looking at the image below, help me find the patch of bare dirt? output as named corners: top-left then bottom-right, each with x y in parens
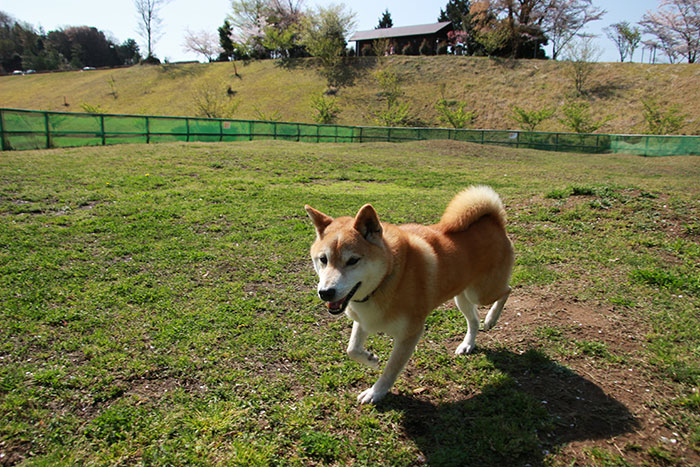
top-left (478, 289), bottom-right (696, 465)
top-left (384, 287), bottom-right (697, 465)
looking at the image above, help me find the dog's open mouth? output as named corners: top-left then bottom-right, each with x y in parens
top-left (326, 282), bottom-right (362, 315)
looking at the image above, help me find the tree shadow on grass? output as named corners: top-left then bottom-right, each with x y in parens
top-left (377, 349), bottom-right (638, 466)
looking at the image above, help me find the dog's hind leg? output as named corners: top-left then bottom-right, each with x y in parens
top-left (454, 292), bottom-right (479, 355)
top-left (347, 321), bottom-right (379, 369)
top-left (483, 287), bottom-right (511, 331)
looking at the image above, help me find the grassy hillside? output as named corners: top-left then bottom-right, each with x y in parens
top-left (1, 56), bottom-right (699, 135)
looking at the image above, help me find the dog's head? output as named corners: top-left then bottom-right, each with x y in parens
top-left (305, 203), bottom-right (390, 314)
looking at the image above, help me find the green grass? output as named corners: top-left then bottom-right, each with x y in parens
top-left (0, 140), bottom-right (699, 465)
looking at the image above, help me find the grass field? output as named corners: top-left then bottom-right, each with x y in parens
top-left (1, 140), bottom-right (699, 465)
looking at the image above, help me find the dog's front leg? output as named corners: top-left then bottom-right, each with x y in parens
top-left (347, 321), bottom-right (379, 369)
top-left (357, 330), bottom-right (422, 404)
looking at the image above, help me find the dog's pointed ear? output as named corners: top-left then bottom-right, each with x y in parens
top-left (305, 205), bottom-right (333, 237)
top-left (354, 204), bottom-right (383, 244)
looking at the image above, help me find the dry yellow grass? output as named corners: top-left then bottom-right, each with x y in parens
top-left (1, 56), bottom-right (698, 134)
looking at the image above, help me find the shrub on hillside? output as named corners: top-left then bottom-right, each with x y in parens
top-left (80, 103), bottom-right (106, 114)
top-left (371, 68), bottom-right (413, 126)
top-left (311, 92), bottom-right (340, 124)
top-left (641, 98), bottom-right (686, 135)
top-left (191, 81), bottom-right (240, 119)
top-left (511, 105), bottom-right (556, 131)
top-left (435, 99), bottom-right (476, 129)
top-left (559, 100), bottom-right (612, 134)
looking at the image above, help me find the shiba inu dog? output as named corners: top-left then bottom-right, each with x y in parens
top-left (305, 186), bottom-right (514, 404)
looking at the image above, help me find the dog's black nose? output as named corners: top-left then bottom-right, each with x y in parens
top-left (318, 288), bottom-right (336, 301)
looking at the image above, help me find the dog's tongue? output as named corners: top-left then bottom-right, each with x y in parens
top-left (327, 301), bottom-right (343, 311)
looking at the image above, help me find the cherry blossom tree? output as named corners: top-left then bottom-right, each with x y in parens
top-left (640, 0), bottom-right (700, 63)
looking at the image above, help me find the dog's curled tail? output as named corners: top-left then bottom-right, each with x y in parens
top-left (438, 185), bottom-right (507, 233)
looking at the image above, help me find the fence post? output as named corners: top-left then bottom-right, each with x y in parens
top-left (296, 123), bottom-right (300, 142)
top-left (100, 115), bottom-right (106, 146)
top-left (219, 120), bottom-right (223, 142)
top-left (359, 127), bottom-right (363, 143)
top-left (145, 117), bottom-right (150, 144)
top-left (481, 130), bottom-right (485, 145)
top-left (555, 133), bottom-right (559, 152)
top-left (273, 121), bottom-right (277, 140)
top-left (0, 109), bottom-right (6, 151)
top-left (645, 136), bottom-right (650, 157)
top-left (44, 111), bottom-right (51, 149)
top-left (249, 121), bottom-right (253, 141)
top-left (388, 127), bottom-right (392, 143)
top-left (186, 118), bottom-right (190, 142)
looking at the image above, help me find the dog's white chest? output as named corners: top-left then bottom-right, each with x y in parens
top-left (346, 300), bottom-right (406, 337)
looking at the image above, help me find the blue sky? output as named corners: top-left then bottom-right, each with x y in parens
top-left (3, 0), bottom-right (663, 63)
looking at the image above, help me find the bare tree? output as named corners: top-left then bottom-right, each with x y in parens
top-left (183, 29), bottom-right (222, 62)
top-left (542, 0), bottom-right (606, 60)
top-left (563, 34), bottom-right (602, 95)
top-left (605, 21), bottom-right (641, 62)
top-left (134, 0), bottom-right (171, 60)
top-left (640, 0), bottom-right (700, 63)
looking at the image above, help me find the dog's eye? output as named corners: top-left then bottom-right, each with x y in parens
top-left (346, 257), bottom-right (360, 266)
top-left (319, 255), bottom-right (328, 265)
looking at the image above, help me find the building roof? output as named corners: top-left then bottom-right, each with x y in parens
top-left (349, 22), bottom-right (452, 42)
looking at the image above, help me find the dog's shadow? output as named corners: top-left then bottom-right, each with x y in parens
top-left (376, 349), bottom-right (638, 465)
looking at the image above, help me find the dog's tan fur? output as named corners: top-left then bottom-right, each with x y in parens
top-left (306, 186), bottom-right (514, 403)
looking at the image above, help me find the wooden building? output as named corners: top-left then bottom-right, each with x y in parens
top-left (349, 22), bottom-right (453, 56)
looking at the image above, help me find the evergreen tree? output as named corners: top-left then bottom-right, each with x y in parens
top-left (376, 9), bottom-right (393, 29)
top-left (218, 20), bottom-right (234, 60)
top-left (438, 0), bottom-right (471, 30)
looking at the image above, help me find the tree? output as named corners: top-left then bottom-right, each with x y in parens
top-left (134, 0), bottom-right (171, 61)
top-left (640, 0), bottom-right (700, 64)
top-left (605, 21), bottom-right (641, 62)
top-left (218, 20), bottom-right (235, 60)
top-left (63, 26), bottom-right (121, 67)
top-left (439, 0), bottom-right (472, 30)
top-left (228, 0), bottom-right (306, 59)
top-left (563, 34), bottom-right (601, 95)
top-left (183, 29), bottom-right (221, 62)
top-left (300, 4), bottom-right (356, 89)
top-left (376, 9), bottom-right (393, 29)
top-left (470, 0), bottom-right (548, 58)
top-left (117, 39), bottom-right (141, 65)
top-left (438, 0), bottom-right (480, 54)
top-left (541, 0), bottom-right (606, 60)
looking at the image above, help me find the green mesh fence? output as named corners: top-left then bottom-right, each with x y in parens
top-left (1, 108), bottom-right (698, 156)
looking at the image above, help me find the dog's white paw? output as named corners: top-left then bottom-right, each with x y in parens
top-left (455, 341), bottom-right (475, 355)
top-left (357, 386), bottom-right (387, 404)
